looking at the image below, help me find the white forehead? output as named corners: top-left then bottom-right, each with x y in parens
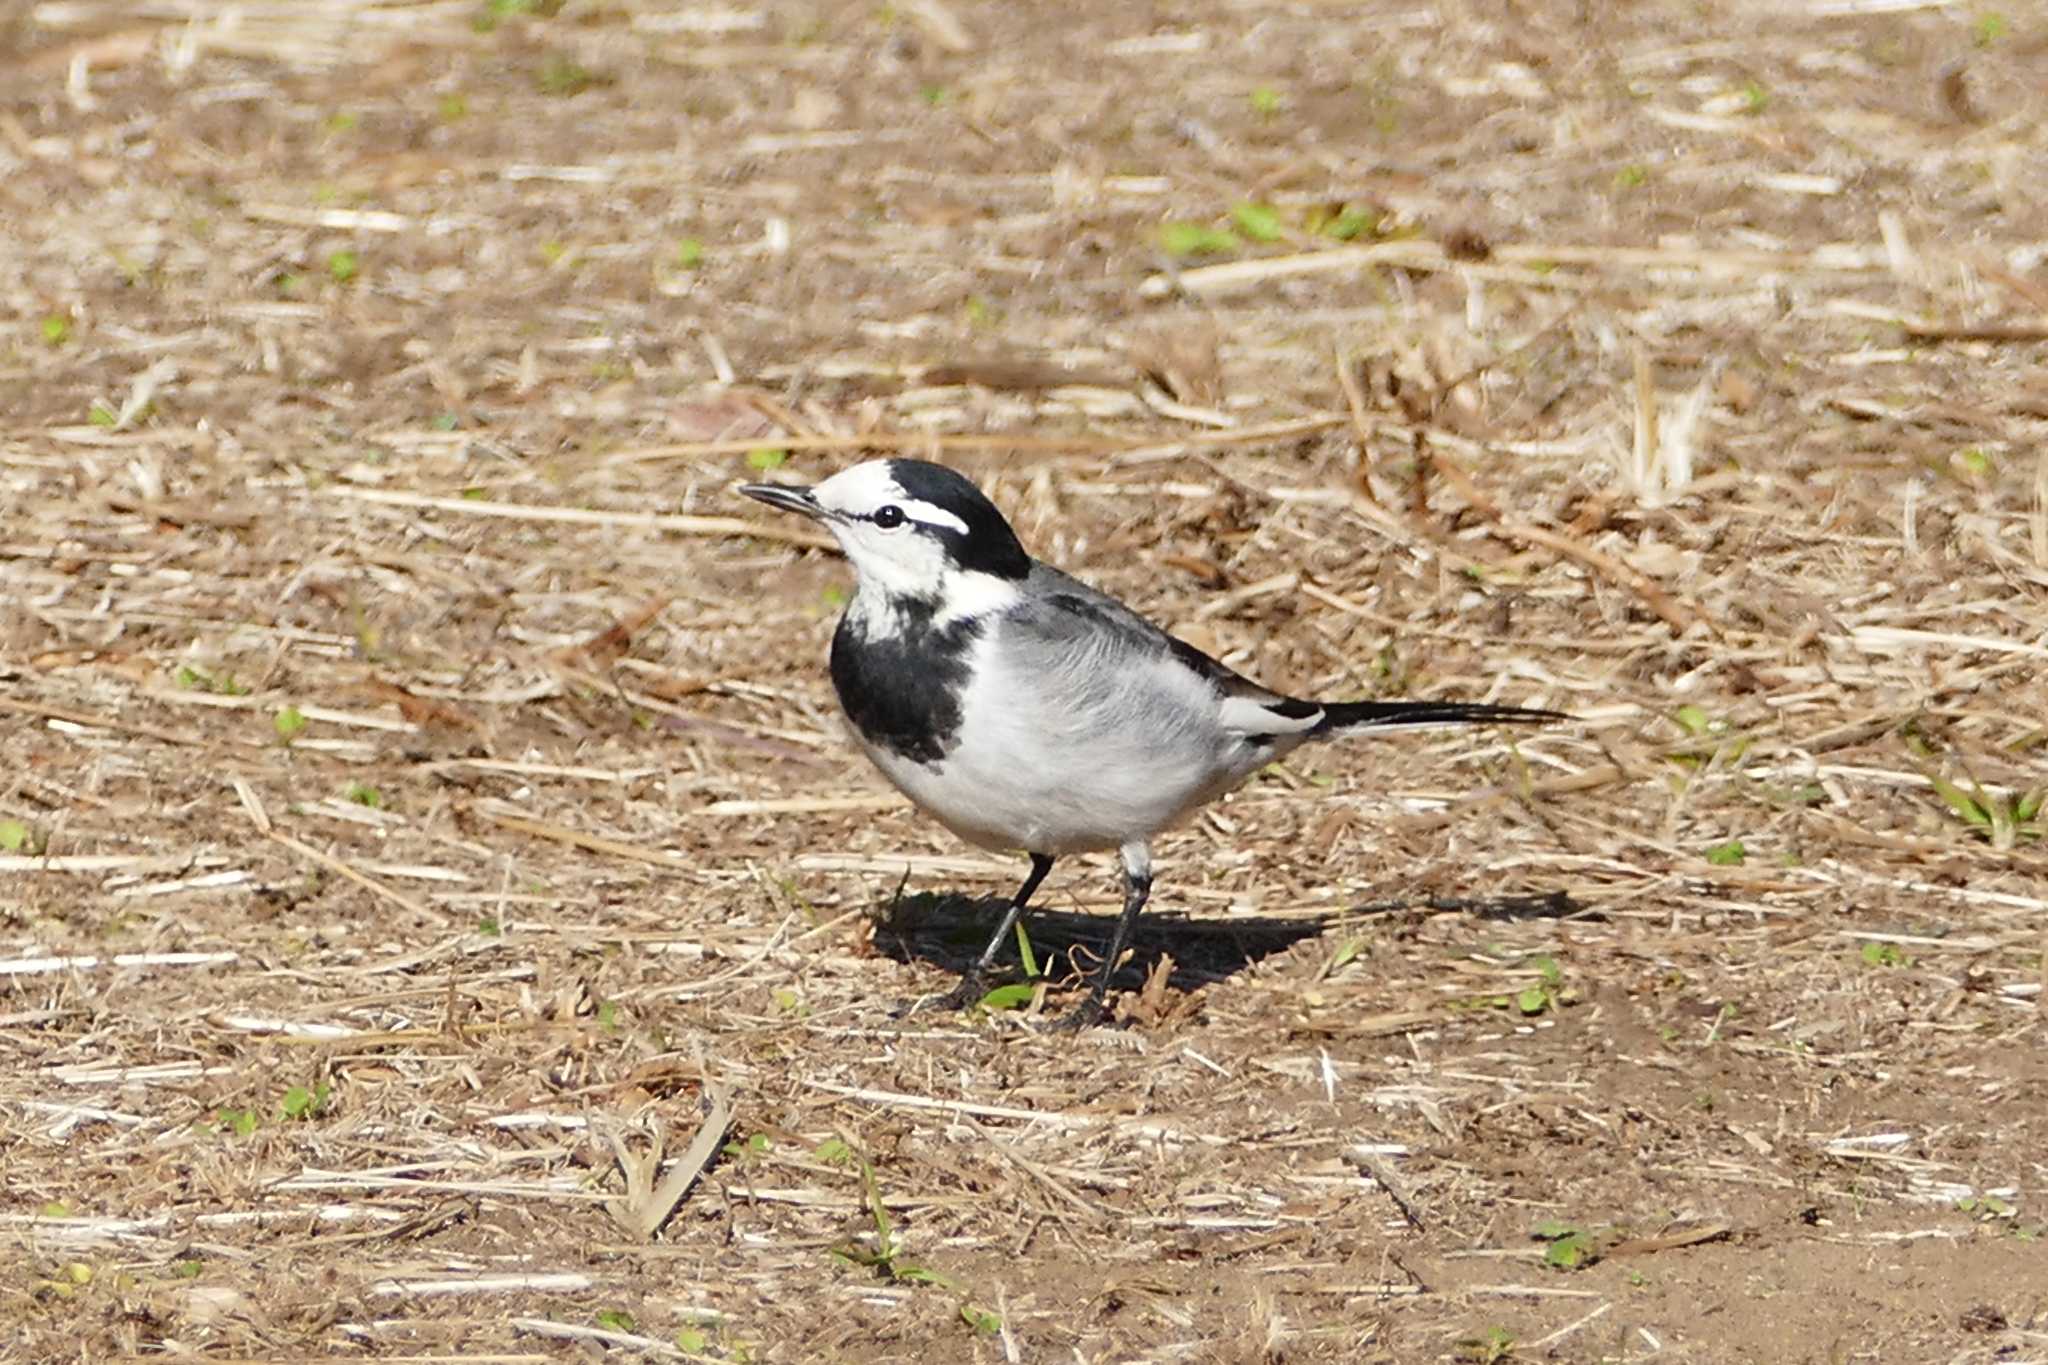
top-left (813, 461), bottom-right (902, 510)
top-left (814, 461), bottom-right (969, 535)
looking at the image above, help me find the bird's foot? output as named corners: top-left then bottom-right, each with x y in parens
top-left (890, 974), bottom-right (984, 1021)
top-left (1043, 995), bottom-right (1109, 1033)
top-left (935, 976), bottom-right (985, 1014)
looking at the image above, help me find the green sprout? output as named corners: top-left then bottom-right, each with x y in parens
top-left (1158, 221), bottom-right (1240, 257)
top-left (1325, 937), bottom-right (1364, 974)
top-left (1956, 1193), bottom-right (2015, 1220)
top-left (1316, 206), bottom-right (1377, 240)
top-left (1229, 201), bottom-right (1286, 243)
top-left (214, 1106), bottom-right (260, 1138)
top-left (1534, 1219), bottom-right (1597, 1269)
top-left (175, 665), bottom-right (248, 695)
top-left (827, 1155), bottom-right (999, 1334)
top-left (1516, 955), bottom-right (1566, 1015)
top-left (1459, 1326), bottom-right (1516, 1363)
top-left (1668, 705), bottom-right (1749, 768)
top-left (1704, 839), bottom-right (1747, 866)
top-left (537, 54), bottom-right (604, 96)
top-left (1928, 772), bottom-right (2042, 849)
top-left (280, 1082), bottom-right (333, 1121)
top-left (721, 1132), bottom-right (772, 1164)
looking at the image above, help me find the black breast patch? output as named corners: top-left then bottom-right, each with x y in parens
top-left (829, 598), bottom-right (982, 766)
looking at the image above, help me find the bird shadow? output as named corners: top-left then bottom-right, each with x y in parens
top-left (872, 887), bottom-right (1586, 1000)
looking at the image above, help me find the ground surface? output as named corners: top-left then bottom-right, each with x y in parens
top-left (3, 0), bottom-right (2047, 1361)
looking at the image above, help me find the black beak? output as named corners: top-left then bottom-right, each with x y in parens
top-left (740, 482), bottom-right (826, 520)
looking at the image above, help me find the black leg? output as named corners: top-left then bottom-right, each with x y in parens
top-left (935, 852), bottom-right (1054, 1011)
top-left (1052, 843), bottom-right (1152, 1031)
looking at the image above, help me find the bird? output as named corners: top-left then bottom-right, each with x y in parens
top-left (740, 458), bottom-right (1563, 1029)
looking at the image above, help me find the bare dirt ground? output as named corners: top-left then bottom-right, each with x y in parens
top-left (4, 0), bottom-right (2048, 1360)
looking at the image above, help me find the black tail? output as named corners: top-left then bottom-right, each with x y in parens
top-left (1312, 699), bottom-right (1566, 737)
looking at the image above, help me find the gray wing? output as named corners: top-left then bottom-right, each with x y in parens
top-left (1004, 565), bottom-right (1324, 740)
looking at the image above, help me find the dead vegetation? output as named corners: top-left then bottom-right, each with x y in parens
top-left (3, 0), bottom-right (2047, 1359)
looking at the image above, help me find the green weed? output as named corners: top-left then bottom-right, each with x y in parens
top-left (280, 1081), bottom-right (333, 1121)
top-left (1159, 221), bottom-right (1240, 257)
top-left (175, 665), bottom-right (248, 695)
top-left (1458, 1326), bottom-right (1516, 1363)
top-left (537, 54), bottom-right (606, 96)
top-left (1927, 771), bottom-right (2041, 849)
top-left (1956, 1193), bottom-right (2015, 1221)
top-left (1228, 202), bottom-right (1285, 243)
top-left (1449, 952), bottom-right (1574, 1017)
top-left (1704, 839), bottom-right (1746, 866)
top-left (829, 1155), bottom-right (1003, 1336)
top-left (1534, 1218), bottom-right (1599, 1269)
top-left (1668, 705), bottom-right (1748, 768)
top-left (213, 1106), bottom-right (260, 1138)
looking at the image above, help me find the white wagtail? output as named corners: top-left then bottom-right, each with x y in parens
top-left (742, 459), bottom-right (1562, 1028)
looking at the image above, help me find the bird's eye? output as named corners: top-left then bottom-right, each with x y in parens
top-left (872, 504), bottom-right (906, 530)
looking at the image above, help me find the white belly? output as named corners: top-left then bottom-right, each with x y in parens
top-left (854, 631), bottom-right (1273, 855)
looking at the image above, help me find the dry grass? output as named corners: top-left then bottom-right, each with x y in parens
top-left (3, 0), bottom-right (2047, 1360)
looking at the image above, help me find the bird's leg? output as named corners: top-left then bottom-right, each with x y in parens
top-left (934, 852), bottom-right (1054, 1012)
top-left (1052, 841), bottom-right (1152, 1031)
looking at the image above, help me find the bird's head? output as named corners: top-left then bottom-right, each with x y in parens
top-left (741, 459), bottom-right (1031, 614)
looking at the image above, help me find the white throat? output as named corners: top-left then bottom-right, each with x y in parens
top-left (934, 569), bottom-right (1024, 626)
top-left (845, 565), bottom-right (1024, 635)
